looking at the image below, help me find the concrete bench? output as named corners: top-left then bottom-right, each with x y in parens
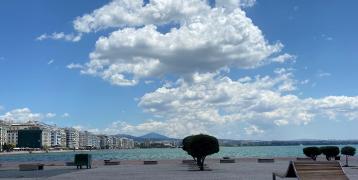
top-left (104, 160), bottom-right (120, 165)
top-left (258, 158), bottom-right (275, 163)
top-left (220, 159), bottom-right (236, 163)
top-left (182, 160), bottom-right (196, 164)
top-left (143, 161), bottom-right (158, 165)
top-left (65, 162), bottom-right (76, 166)
top-left (19, 163), bottom-right (44, 171)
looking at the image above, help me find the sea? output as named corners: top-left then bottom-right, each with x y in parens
top-left (1, 145), bottom-right (357, 162)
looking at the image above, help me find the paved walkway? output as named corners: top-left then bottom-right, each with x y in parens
top-left (0, 158), bottom-right (357, 180)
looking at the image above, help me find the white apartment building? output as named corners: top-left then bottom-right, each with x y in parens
top-left (51, 128), bottom-right (66, 147)
top-left (6, 123), bottom-right (34, 145)
top-left (79, 131), bottom-right (97, 148)
top-left (0, 122), bottom-right (8, 151)
top-left (41, 128), bottom-right (51, 148)
top-left (120, 137), bottom-right (134, 149)
top-left (65, 128), bottom-right (79, 149)
top-left (92, 135), bottom-right (100, 149)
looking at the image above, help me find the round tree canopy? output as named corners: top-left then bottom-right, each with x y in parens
top-left (182, 134), bottom-right (219, 158)
top-left (341, 146), bottom-right (356, 156)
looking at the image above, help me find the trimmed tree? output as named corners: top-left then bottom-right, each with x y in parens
top-left (320, 146), bottom-right (340, 161)
top-left (303, 146), bottom-right (321, 160)
top-left (341, 146), bottom-right (356, 167)
top-left (182, 134), bottom-right (219, 171)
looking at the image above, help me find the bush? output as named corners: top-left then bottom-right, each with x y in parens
top-left (320, 146), bottom-right (340, 161)
top-left (303, 146), bottom-right (321, 160)
top-left (341, 146), bottom-right (356, 167)
top-left (182, 134), bottom-right (219, 171)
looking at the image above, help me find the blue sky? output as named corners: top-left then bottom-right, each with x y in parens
top-left (1, 0), bottom-right (358, 140)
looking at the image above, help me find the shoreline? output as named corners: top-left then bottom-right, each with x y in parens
top-left (0, 149), bottom-right (91, 156)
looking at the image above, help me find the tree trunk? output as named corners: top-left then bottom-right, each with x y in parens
top-left (196, 157), bottom-right (206, 171)
top-left (346, 155), bottom-right (349, 167)
top-left (197, 158), bottom-right (203, 171)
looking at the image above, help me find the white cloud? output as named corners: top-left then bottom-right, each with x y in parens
top-left (73, 0), bottom-right (211, 33)
top-left (47, 59), bottom-right (55, 65)
top-left (67, 63), bottom-right (84, 69)
top-left (300, 79), bottom-right (310, 85)
top-left (0, 108), bottom-right (45, 123)
top-left (271, 53), bottom-right (296, 63)
top-left (245, 125), bottom-right (264, 135)
top-left (321, 34), bottom-right (333, 41)
top-left (107, 72), bottom-right (358, 138)
top-left (73, 125), bottom-right (83, 131)
top-left (317, 70), bottom-right (331, 78)
top-left (73, 0), bottom-right (283, 85)
top-left (46, 113), bottom-right (56, 118)
top-left (216, 0), bottom-right (256, 10)
top-left (36, 32), bottom-right (82, 42)
top-left (62, 113), bottom-right (70, 118)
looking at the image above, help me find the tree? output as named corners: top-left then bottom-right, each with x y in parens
top-left (341, 146), bottom-right (356, 167)
top-left (182, 134), bottom-right (219, 171)
top-left (303, 146), bottom-right (321, 160)
top-left (320, 146), bottom-right (340, 161)
top-left (3, 143), bottom-right (15, 152)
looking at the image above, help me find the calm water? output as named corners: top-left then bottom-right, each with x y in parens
top-left (0, 145), bottom-right (357, 162)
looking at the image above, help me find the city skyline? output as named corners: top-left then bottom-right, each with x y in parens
top-left (1, 0), bottom-right (358, 140)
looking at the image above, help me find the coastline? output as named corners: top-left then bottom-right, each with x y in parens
top-left (0, 150), bottom-right (90, 156)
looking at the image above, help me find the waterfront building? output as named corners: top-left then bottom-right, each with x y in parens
top-left (51, 128), bottom-right (66, 147)
top-left (111, 136), bottom-right (121, 149)
top-left (98, 135), bottom-right (109, 149)
top-left (0, 121), bottom-right (9, 151)
top-left (120, 137), bottom-right (134, 149)
top-left (6, 122), bottom-right (37, 146)
top-left (79, 131), bottom-right (99, 149)
top-left (65, 128), bottom-right (79, 149)
top-left (92, 134), bottom-right (100, 149)
top-left (17, 129), bottom-right (42, 148)
top-left (5, 121), bottom-right (55, 148)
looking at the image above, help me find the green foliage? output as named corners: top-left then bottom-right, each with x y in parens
top-left (341, 146), bottom-right (356, 167)
top-left (182, 135), bottom-right (194, 158)
top-left (341, 146), bottom-right (356, 156)
top-left (320, 146), bottom-right (340, 161)
top-left (2, 143), bottom-right (15, 152)
top-left (182, 134), bottom-right (219, 171)
top-left (303, 146), bottom-right (321, 160)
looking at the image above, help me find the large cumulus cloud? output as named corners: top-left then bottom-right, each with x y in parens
top-left (72, 0), bottom-right (286, 85)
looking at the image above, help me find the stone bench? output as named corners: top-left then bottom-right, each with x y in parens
top-left (104, 160), bottom-right (120, 165)
top-left (19, 163), bottom-right (44, 171)
top-left (182, 160), bottom-right (196, 164)
top-left (143, 160), bottom-right (158, 165)
top-left (220, 159), bottom-right (236, 163)
top-left (257, 158), bottom-right (275, 163)
top-left (65, 162), bottom-right (76, 166)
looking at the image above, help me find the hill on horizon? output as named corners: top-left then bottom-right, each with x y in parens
top-left (115, 132), bottom-right (175, 142)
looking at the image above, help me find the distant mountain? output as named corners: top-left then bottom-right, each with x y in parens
top-left (115, 132), bottom-right (176, 142)
top-left (139, 132), bottom-right (172, 140)
top-left (115, 134), bottom-right (139, 140)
